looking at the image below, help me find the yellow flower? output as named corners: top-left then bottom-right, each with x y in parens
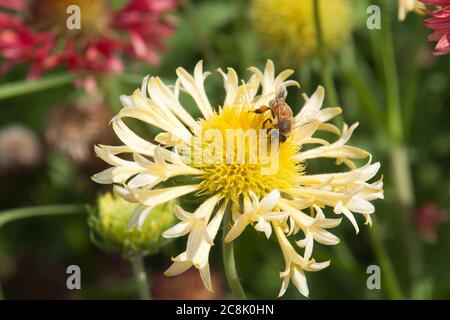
top-left (250, 0), bottom-right (353, 63)
top-left (398, 0), bottom-right (425, 21)
top-left (92, 60), bottom-right (383, 297)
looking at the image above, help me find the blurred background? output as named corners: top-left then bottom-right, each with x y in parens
top-left (0, 0), bottom-right (449, 299)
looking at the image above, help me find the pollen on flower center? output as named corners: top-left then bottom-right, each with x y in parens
top-left (31, 0), bottom-right (109, 35)
top-left (189, 106), bottom-right (302, 202)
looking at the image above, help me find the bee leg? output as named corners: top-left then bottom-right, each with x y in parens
top-left (262, 118), bottom-right (273, 129)
top-left (252, 105), bottom-right (270, 114)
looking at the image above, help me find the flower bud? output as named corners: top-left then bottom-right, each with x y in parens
top-left (88, 193), bottom-right (175, 258)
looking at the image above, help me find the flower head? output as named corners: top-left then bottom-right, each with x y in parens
top-left (415, 202), bottom-right (449, 243)
top-left (420, 0), bottom-right (450, 55)
top-left (92, 60), bottom-right (383, 297)
top-left (0, 0), bottom-right (176, 78)
top-left (88, 192), bottom-right (175, 257)
top-left (0, 124), bottom-right (42, 171)
top-left (45, 97), bottom-right (113, 165)
top-left (250, 0), bottom-right (352, 63)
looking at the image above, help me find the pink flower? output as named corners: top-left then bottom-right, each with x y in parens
top-left (0, 0), bottom-right (176, 78)
top-left (415, 203), bottom-right (449, 243)
top-left (421, 0), bottom-right (450, 55)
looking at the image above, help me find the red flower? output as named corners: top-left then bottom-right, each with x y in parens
top-left (0, 0), bottom-right (176, 78)
top-left (421, 0), bottom-right (450, 55)
top-left (415, 202), bottom-right (449, 243)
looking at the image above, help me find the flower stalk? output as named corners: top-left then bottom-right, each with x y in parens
top-left (380, 3), bottom-right (421, 290)
top-left (222, 208), bottom-right (247, 300)
top-left (389, 145), bottom-right (422, 285)
top-left (377, 0), bottom-right (422, 290)
top-left (338, 38), bottom-right (385, 131)
top-left (0, 74), bottom-right (74, 101)
top-left (0, 205), bottom-right (85, 228)
top-left (130, 254), bottom-right (151, 300)
top-left (313, 0), bottom-right (339, 108)
top-left (378, 1), bottom-right (403, 144)
top-left (390, 146), bottom-right (414, 209)
top-left (368, 217), bottom-right (404, 299)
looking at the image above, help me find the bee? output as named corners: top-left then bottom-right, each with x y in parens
top-left (253, 84), bottom-right (295, 143)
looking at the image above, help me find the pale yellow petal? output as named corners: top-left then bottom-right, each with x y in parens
top-left (111, 119), bottom-right (156, 156)
top-left (164, 253), bottom-right (192, 276)
top-left (218, 67), bottom-right (239, 106)
top-left (295, 85), bottom-right (325, 124)
top-left (277, 276), bottom-right (290, 298)
top-left (148, 77), bottom-right (199, 131)
top-left (200, 263), bottom-right (213, 292)
top-left (225, 215), bottom-right (251, 243)
top-left (91, 167), bottom-right (114, 184)
top-left (163, 221), bottom-right (193, 238)
top-left (292, 267), bottom-right (309, 297)
top-left (176, 61), bottom-right (214, 118)
top-left (133, 184), bottom-right (200, 207)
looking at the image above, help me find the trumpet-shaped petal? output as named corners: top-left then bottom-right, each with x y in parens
top-left (225, 190), bottom-right (286, 242)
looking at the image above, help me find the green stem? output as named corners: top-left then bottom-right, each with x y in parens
top-left (313, 0), bottom-right (339, 108)
top-left (340, 67), bottom-right (385, 130)
top-left (339, 38), bottom-right (385, 131)
top-left (402, 46), bottom-right (421, 141)
top-left (298, 64), bottom-right (312, 94)
top-left (130, 254), bottom-right (151, 300)
top-left (232, 0), bottom-right (249, 72)
top-left (0, 204), bottom-right (85, 228)
top-left (368, 217), bottom-right (404, 299)
top-left (378, 0), bottom-right (403, 144)
top-left (390, 146), bottom-right (414, 209)
top-left (181, 0), bottom-right (221, 68)
top-left (376, 0), bottom-right (421, 291)
top-left (222, 210), bottom-right (247, 300)
top-left (390, 145), bottom-right (422, 285)
top-left (0, 74), bottom-right (74, 101)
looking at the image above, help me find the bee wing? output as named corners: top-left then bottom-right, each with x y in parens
top-left (295, 104), bottom-right (320, 125)
top-left (276, 83), bottom-right (288, 100)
